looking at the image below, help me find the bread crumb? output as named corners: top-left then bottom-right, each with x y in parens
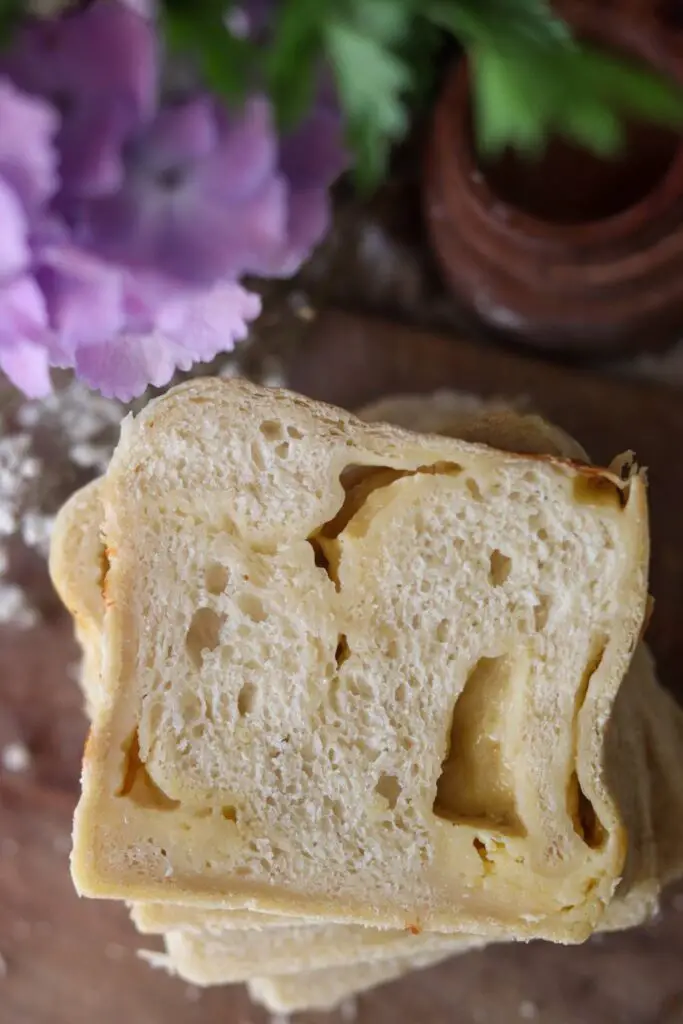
top-left (138, 949), bottom-right (176, 975)
top-left (70, 442), bottom-right (115, 474)
top-left (289, 291), bottom-right (317, 322)
top-left (2, 741), bottom-right (31, 773)
top-left (519, 1001), bottom-right (539, 1019)
top-left (0, 951), bottom-right (7, 978)
top-left (21, 512), bottom-right (55, 556)
top-left (0, 583), bottom-right (39, 628)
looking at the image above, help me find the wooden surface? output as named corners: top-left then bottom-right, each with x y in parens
top-left (2, 312), bottom-right (683, 1024)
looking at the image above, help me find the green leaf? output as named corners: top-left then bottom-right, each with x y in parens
top-left (426, 0), bottom-right (683, 159)
top-left (426, 0), bottom-right (571, 49)
top-left (326, 15), bottom-right (412, 189)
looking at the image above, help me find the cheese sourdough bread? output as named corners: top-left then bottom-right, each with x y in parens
top-left (60, 378), bottom-right (649, 941)
top-left (50, 387), bottom-right (683, 1013)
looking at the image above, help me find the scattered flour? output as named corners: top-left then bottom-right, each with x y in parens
top-left (1, 742), bottom-right (31, 773)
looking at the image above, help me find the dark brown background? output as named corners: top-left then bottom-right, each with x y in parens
top-left (1, 312), bottom-right (682, 1024)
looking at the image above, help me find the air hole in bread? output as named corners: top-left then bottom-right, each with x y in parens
top-left (335, 634), bottom-right (350, 668)
top-left (287, 425), bottom-right (303, 439)
top-left (433, 656), bottom-right (521, 831)
top-left (97, 543), bottom-right (110, 597)
top-left (534, 595), bottom-right (551, 631)
top-left (275, 442), bottom-right (289, 459)
top-left (237, 681), bottom-right (257, 716)
top-left (573, 471), bottom-right (624, 509)
top-left (570, 780), bottom-right (605, 850)
top-left (465, 477), bottom-right (483, 500)
top-left (117, 731), bottom-right (180, 811)
top-left (237, 593), bottom-right (267, 623)
top-left (205, 562), bottom-right (230, 595)
top-left (375, 774), bottom-right (402, 810)
top-left (221, 806), bottom-right (237, 822)
top-left (568, 639), bottom-right (608, 848)
top-left (472, 838), bottom-right (495, 874)
top-left (260, 420), bottom-right (284, 441)
top-left (489, 549), bottom-right (512, 586)
top-left (435, 619), bottom-right (449, 643)
top-left (307, 461), bottom-right (463, 591)
top-left (186, 607), bottom-right (225, 668)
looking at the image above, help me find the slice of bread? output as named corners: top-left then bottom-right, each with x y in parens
top-left (245, 949), bottom-right (460, 1014)
top-left (130, 901), bottom-right (293, 934)
top-left (49, 479), bottom-right (106, 718)
top-left (64, 378), bottom-right (649, 941)
top-left (161, 922), bottom-right (489, 984)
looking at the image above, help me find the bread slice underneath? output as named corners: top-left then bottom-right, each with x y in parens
top-left (162, 921), bottom-right (489, 985)
top-left (64, 378), bottom-right (649, 941)
top-left (245, 949), bottom-right (460, 1015)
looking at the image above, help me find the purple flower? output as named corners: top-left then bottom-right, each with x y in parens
top-left (0, 0), bottom-right (347, 402)
top-left (35, 234), bottom-right (261, 399)
top-left (266, 99), bottom-right (349, 276)
top-left (74, 280), bottom-right (261, 400)
top-left (72, 86), bottom-right (347, 286)
top-left (72, 94), bottom-right (288, 284)
top-left (4, 0), bottom-right (157, 196)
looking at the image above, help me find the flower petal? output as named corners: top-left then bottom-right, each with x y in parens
top-left (202, 97), bottom-right (277, 202)
top-left (0, 338), bottom-right (52, 397)
top-left (0, 77), bottom-right (58, 210)
top-left (0, 178), bottom-right (30, 278)
top-left (38, 247), bottom-right (124, 361)
top-left (0, 276), bottom-right (52, 396)
top-left (280, 106), bottom-right (348, 190)
top-left (58, 103), bottom-right (130, 197)
top-left (74, 278), bottom-right (260, 400)
top-left (141, 96), bottom-right (219, 170)
top-left (159, 280), bottom-right (261, 359)
top-left (74, 329), bottom-right (187, 400)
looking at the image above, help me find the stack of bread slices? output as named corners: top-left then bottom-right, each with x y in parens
top-left (50, 381), bottom-right (683, 1015)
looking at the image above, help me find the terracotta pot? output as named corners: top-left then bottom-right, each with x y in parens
top-left (424, 2), bottom-right (683, 357)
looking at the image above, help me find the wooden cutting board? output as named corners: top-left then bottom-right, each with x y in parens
top-left (2, 312), bottom-right (682, 1024)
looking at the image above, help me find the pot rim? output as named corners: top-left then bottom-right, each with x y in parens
top-left (445, 60), bottom-right (683, 249)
